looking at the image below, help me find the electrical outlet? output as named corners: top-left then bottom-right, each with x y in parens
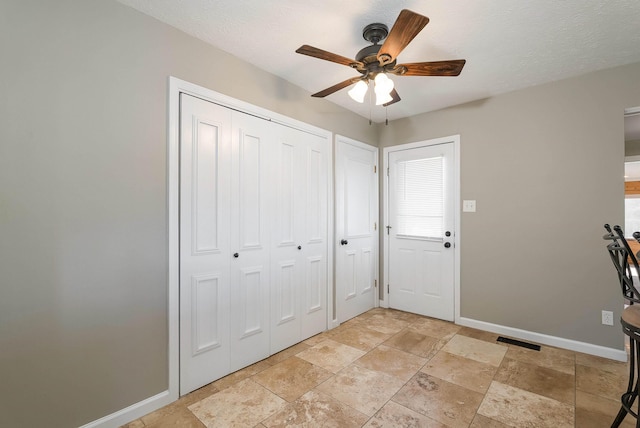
top-left (602, 310), bottom-right (614, 326)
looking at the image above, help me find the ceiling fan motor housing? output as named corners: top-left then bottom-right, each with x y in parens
top-left (355, 43), bottom-right (397, 78)
top-left (355, 44), bottom-right (381, 63)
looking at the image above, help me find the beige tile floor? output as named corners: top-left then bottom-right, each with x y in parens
top-left (123, 308), bottom-right (635, 427)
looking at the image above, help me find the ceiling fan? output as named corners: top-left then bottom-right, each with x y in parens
top-left (295, 9), bottom-right (466, 107)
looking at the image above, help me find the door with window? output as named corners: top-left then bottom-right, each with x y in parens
top-left (387, 142), bottom-right (455, 320)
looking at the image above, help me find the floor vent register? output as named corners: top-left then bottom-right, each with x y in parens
top-left (496, 336), bottom-right (541, 351)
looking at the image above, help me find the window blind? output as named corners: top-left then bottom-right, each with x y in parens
top-left (396, 156), bottom-right (444, 239)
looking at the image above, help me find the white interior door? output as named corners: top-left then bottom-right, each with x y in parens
top-left (228, 111), bottom-right (271, 372)
top-left (335, 136), bottom-right (378, 322)
top-left (387, 142), bottom-right (455, 321)
top-left (179, 94), bottom-right (232, 394)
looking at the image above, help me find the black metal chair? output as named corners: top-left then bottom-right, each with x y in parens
top-left (604, 224), bottom-right (640, 305)
top-left (604, 224), bottom-right (640, 427)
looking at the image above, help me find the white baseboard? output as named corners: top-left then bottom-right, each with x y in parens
top-left (78, 390), bottom-right (176, 428)
top-left (458, 317), bottom-right (627, 362)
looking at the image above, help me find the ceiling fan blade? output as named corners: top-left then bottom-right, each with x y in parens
top-left (383, 88), bottom-right (401, 107)
top-left (296, 45), bottom-right (363, 69)
top-left (311, 77), bottom-right (361, 98)
top-left (397, 60), bottom-right (466, 76)
top-left (378, 9), bottom-right (429, 66)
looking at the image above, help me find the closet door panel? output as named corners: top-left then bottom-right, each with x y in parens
top-left (270, 128), bottom-right (304, 353)
top-left (300, 134), bottom-right (328, 338)
top-left (179, 94), bottom-right (232, 394)
top-left (229, 112), bottom-right (271, 370)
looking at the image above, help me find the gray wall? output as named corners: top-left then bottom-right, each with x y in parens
top-left (626, 139), bottom-right (640, 156)
top-left (0, 1), bottom-right (376, 427)
top-left (378, 61), bottom-right (640, 350)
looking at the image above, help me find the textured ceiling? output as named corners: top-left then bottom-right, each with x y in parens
top-left (116, 0), bottom-right (640, 123)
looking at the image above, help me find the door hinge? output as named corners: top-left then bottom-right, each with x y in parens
top-left (374, 165), bottom-right (377, 173)
top-left (374, 279), bottom-right (377, 288)
top-left (387, 167), bottom-right (389, 176)
top-left (387, 284), bottom-right (390, 293)
top-left (374, 222), bottom-right (377, 231)
top-left (386, 225), bottom-right (392, 235)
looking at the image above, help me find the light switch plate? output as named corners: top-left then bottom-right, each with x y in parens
top-left (463, 200), bottom-right (476, 212)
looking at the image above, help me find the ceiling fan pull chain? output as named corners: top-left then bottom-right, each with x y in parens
top-left (369, 85), bottom-right (373, 125)
top-left (385, 107), bottom-right (388, 126)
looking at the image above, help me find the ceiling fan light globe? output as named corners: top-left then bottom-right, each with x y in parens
top-left (348, 80), bottom-right (368, 103)
top-left (374, 73), bottom-right (394, 93)
top-left (375, 91), bottom-right (393, 105)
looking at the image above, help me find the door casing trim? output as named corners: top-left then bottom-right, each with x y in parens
top-left (381, 135), bottom-right (461, 324)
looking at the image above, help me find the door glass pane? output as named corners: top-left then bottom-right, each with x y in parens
top-left (396, 156), bottom-right (444, 238)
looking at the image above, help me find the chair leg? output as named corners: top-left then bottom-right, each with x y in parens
top-left (613, 339), bottom-right (638, 427)
top-left (636, 340), bottom-right (640, 428)
top-left (613, 404), bottom-right (629, 427)
top-left (612, 406), bottom-right (628, 428)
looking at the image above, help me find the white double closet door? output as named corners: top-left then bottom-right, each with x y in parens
top-left (179, 94), bottom-right (328, 394)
